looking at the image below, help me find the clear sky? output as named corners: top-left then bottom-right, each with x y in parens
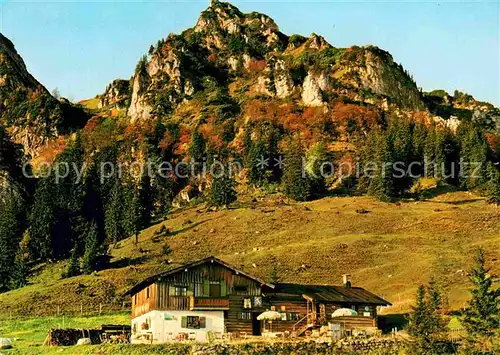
top-left (0, 0), bottom-right (498, 105)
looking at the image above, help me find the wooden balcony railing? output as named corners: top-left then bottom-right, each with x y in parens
top-left (189, 297), bottom-right (230, 310)
top-left (168, 296), bottom-right (190, 310)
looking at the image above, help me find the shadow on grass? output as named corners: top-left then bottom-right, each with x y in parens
top-left (169, 220), bottom-right (209, 236)
top-left (378, 313), bottom-right (408, 334)
top-left (106, 255), bottom-right (152, 269)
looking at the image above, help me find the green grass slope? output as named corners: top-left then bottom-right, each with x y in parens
top-left (0, 192), bottom-right (499, 318)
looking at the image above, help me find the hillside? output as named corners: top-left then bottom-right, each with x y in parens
top-left (0, 33), bottom-right (88, 157)
top-left (1, 191), bottom-right (498, 318)
top-left (0, 0), bottom-right (499, 332)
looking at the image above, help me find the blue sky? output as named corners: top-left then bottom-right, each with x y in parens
top-left (0, 0), bottom-right (498, 105)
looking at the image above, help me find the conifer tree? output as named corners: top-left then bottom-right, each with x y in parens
top-left (82, 222), bottom-right (100, 274)
top-left (10, 249), bottom-right (28, 289)
top-left (122, 184), bottom-right (141, 243)
top-left (484, 162), bottom-right (500, 205)
top-left (462, 248), bottom-right (500, 337)
top-left (189, 129), bottom-right (206, 164)
top-left (368, 132), bottom-right (393, 201)
top-left (28, 175), bottom-right (56, 261)
top-left (105, 179), bottom-right (122, 246)
top-left (139, 172), bottom-right (154, 227)
top-left (209, 168), bottom-right (237, 207)
top-left (0, 198), bottom-right (23, 292)
top-left (64, 247), bottom-right (80, 278)
top-left (305, 141), bottom-right (327, 197)
top-left (283, 140), bottom-right (310, 201)
top-left (407, 283), bottom-right (446, 353)
top-left (247, 139), bottom-right (267, 186)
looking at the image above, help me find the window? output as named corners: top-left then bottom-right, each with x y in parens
top-left (194, 281), bottom-right (227, 297)
top-left (181, 316), bottom-right (206, 329)
top-left (174, 286), bottom-right (187, 296)
top-left (234, 285), bottom-right (248, 293)
top-left (134, 295), bottom-right (137, 305)
top-left (146, 287), bottom-right (150, 299)
top-left (210, 281), bottom-right (221, 297)
top-left (253, 296), bottom-right (262, 307)
top-left (238, 312), bottom-right (252, 321)
top-left (243, 298), bottom-right (252, 309)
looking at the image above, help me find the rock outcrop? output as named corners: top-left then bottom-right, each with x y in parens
top-left (0, 33), bottom-right (88, 156)
top-left (98, 79), bottom-right (130, 109)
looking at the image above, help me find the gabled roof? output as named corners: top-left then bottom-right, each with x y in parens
top-left (267, 283), bottom-right (391, 306)
top-left (125, 256), bottom-right (274, 295)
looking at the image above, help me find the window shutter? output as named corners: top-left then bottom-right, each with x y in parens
top-left (181, 316), bottom-right (188, 328)
top-left (200, 316), bottom-right (206, 328)
top-left (203, 281), bottom-right (210, 296)
top-left (221, 282), bottom-right (227, 297)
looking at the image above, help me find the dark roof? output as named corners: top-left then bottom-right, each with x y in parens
top-left (268, 283), bottom-right (391, 306)
top-left (125, 256), bottom-right (274, 295)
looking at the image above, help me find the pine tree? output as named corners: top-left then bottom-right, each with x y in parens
top-left (0, 198), bottom-right (23, 292)
top-left (28, 175), bottom-right (56, 261)
top-left (368, 132), bottom-right (393, 202)
top-left (82, 223), bottom-right (100, 274)
top-left (407, 283), bottom-right (447, 353)
top-left (305, 141), bottom-right (327, 197)
top-left (64, 247), bottom-right (80, 278)
top-left (458, 122), bottom-right (488, 190)
top-left (462, 248), bottom-right (500, 337)
top-left (122, 184), bottom-right (141, 244)
top-left (138, 172), bottom-right (154, 227)
top-left (209, 169), bottom-right (237, 207)
top-left (105, 179), bottom-right (122, 246)
top-left (283, 141), bottom-right (310, 201)
top-left (10, 249), bottom-right (28, 289)
top-left (484, 162), bottom-right (500, 205)
top-left (189, 129), bottom-right (206, 164)
top-left (247, 140), bottom-right (267, 186)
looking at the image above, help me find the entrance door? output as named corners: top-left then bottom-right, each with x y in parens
top-left (251, 313), bottom-right (261, 336)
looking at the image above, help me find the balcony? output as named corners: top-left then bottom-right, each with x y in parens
top-left (189, 297), bottom-right (230, 310)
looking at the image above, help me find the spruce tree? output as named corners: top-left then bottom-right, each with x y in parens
top-left (247, 140), bottom-right (267, 186)
top-left (28, 175), bottom-right (56, 261)
top-left (209, 168), bottom-right (237, 207)
top-left (10, 249), bottom-right (28, 289)
top-left (122, 184), bottom-right (141, 243)
top-left (105, 179), bottom-right (122, 246)
top-left (283, 141), bottom-right (310, 201)
top-left (0, 198), bottom-right (23, 292)
top-left (462, 248), bottom-right (500, 337)
top-left (368, 132), bottom-right (393, 202)
top-left (64, 247), bottom-right (80, 278)
top-left (189, 129), bottom-right (206, 164)
top-left (407, 283), bottom-right (446, 353)
top-left (82, 223), bottom-right (100, 274)
top-left (138, 172), bottom-right (154, 227)
top-left (484, 162), bottom-right (500, 205)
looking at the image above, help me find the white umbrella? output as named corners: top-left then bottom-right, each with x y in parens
top-left (257, 311), bottom-right (281, 320)
top-left (332, 308), bottom-right (358, 317)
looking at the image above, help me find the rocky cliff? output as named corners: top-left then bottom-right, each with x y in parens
top-left (0, 33), bottom-right (88, 157)
top-left (124, 1), bottom-right (428, 124)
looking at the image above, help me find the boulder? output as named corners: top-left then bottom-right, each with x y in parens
top-left (76, 338), bottom-right (91, 346)
top-left (0, 338), bottom-right (12, 349)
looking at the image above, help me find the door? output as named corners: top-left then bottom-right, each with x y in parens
top-left (251, 313), bottom-right (261, 336)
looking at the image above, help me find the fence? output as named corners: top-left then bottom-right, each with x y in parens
top-left (0, 302), bottom-right (130, 322)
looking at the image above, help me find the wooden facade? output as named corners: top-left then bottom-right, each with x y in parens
top-left (129, 258), bottom-right (269, 335)
top-left (127, 257), bottom-right (391, 338)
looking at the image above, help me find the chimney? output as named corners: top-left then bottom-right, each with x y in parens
top-left (342, 274), bottom-right (351, 289)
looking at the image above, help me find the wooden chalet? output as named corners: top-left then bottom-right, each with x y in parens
top-left (126, 256), bottom-right (391, 342)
